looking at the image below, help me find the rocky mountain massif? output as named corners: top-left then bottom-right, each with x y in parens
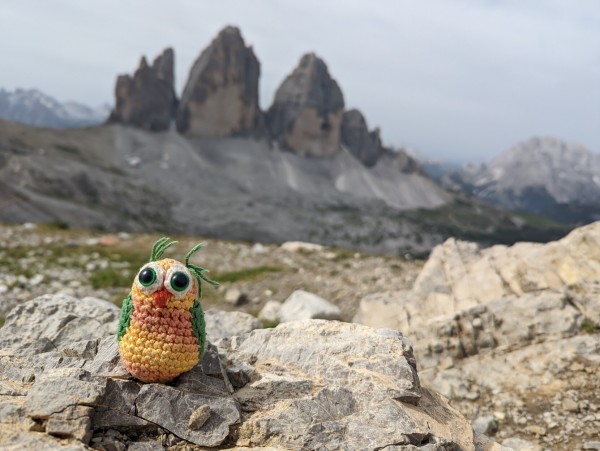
top-left (0, 88), bottom-right (109, 129)
top-left (110, 26), bottom-right (406, 168)
top-left (0, 26), bottom-right (569, 254)
top-left (441, 136), bottom-right (600, 225)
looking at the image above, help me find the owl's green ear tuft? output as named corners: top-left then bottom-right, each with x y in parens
top-left (150, 237), bottom-right (178, 261)
top-left (185, 242), bottom-right (219, 298)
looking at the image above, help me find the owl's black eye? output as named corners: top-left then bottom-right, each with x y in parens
top-left (139, 268), bottom-right (157, 287)
top-left (171, 271), bottom-right (189, 292)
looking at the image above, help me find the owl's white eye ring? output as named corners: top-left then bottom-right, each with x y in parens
top-left (135, 262), bottom-right (164, 294)
top-left (164, 265), bottom-right (193, 299)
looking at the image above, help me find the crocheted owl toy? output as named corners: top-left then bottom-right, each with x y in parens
top-left (117, 237), bottom-right (218, 383)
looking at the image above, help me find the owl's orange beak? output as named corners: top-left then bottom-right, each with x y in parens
top-left (153, 288), bottom-right (170, 308)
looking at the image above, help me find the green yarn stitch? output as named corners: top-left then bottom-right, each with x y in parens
top-left (190, 299), bottom-right (207, 359)
top-left (117, 293), bottom-right (133, 342)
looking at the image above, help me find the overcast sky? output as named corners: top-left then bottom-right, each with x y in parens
top-left (1, 0), bottom-right (598, 162)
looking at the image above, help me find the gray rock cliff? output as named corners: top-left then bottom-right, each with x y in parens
top-left (108, 48), bottom-right (177, 132)
top-left (267, 53), bottom-right (345, 156)
top-left (176, 26), bottom-right (261, 137)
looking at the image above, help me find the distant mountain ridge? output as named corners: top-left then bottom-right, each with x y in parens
top-left (0, 88), bottom-right (109, 128)
top-left (442, 136), bottom-right (600, 224)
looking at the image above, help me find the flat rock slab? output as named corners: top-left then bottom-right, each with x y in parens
top-left (135, 384), bottom-right (240, 447)
top-left (218, 320), bottom-right (475, 450)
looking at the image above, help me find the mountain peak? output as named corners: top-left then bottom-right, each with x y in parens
top-left (267, 53), bottom-right (344, 156)
top-left (108, 48), bottom-right (177, 132)
top-left (176, 26), bottom-right (261, 137)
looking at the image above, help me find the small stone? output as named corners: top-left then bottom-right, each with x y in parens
top-left (99, 235), bottom-right (119, 246)
top-left (258, 300), bottom-right (282, 323)
top-left (224, 288), bottom-right (248, 305)
top-left (583, 442), bottom-right (600, 450)
top-left (525, 425), bottom-right (546, 436)
top-left (516, 417), bottom-right (528, 426)
top-left (280, 241), bottom-right (324, 252)
top-left (29, 274), bottom-right (44, 286)
top-left (562, 398), bottom-right (578, 412)
top-left (188, 405), bottom-right (211, 430)
top-left (279, 290), bottom-right (341, 322)
top-left (251, 243), bottom-right (267, 254)
top-left (569, 361), bottom-right (584, 372)
top-left (472, 415), bottom-right (498, 435)
top-left (493, 411), bottom-right (506, 421)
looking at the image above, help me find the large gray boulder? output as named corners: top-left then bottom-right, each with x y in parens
top-left (218, 320), bottom-right (476, 449)
top-left (108, 48), bottom-right (177, 131)
top-left (267, 53), bottom-right (345, 156)
top-left (176, 26), bottom-right (261, 137)
top-left (0, 294), bottom-right (487, 450)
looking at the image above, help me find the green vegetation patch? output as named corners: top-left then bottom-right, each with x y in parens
top-left (580, 318), bottom-right (599, 334)
top-left (215, 266), bottom-right (282, 284)
top-left (89, 267), bottom-right (134, 289)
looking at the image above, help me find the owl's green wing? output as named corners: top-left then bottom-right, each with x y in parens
top-left (190, 299), bottom-right (206, 359)
top-left (117, 293), bottom-right (133, 342)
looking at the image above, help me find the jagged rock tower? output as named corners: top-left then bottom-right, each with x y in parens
top-left (267, 53), bottom-right (345, 156)
top-left (176, 26), bottom-right (261, 137)
top-left (108, 48), bottom-right (176, 131)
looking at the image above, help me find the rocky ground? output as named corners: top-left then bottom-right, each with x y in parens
top-left (1, 221), bottom-right (599, 449)
top-left (0, 222), bottom-right (421, 323)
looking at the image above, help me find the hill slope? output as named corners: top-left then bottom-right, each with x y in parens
top-left (0, 120), bottom-right (568, 254)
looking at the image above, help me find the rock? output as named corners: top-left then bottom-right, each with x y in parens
top-left (279, 290), bottom-right (341, 322)
top-left (108, 48), bottom-right (176, 131)
top-left (127, 441), bottom-right (163, 451)
top-left (501, 437), bottom-right (542, 451)
top-left (177, 26), bottom-right (261, 137)
top-left (46, 405), bottom-right (93, 443)
top-left (204, 308), bottom-right (261, 341)
top-left (583, 442), bottom-right (600, 450)
top-left (188, 404), bottom-right (211, 430)
top-left (340, 109), bottom-right (383, 167)
top-left (258, 300), bottom-right (282, 323)
top-left (267, 53), bottom-right (345, 156)
top-left (0, 293), bottom-right (492, 450)
top-left (472, 415), bottom-right (498, 436)
top-left (562, 397), bottom-right (579, 412)
top-left (135, 384), bottom-right (240, 447)
top-left (217, 320), bottom-right (476, 449)
top-left (0, 294), bottom-right (119, 356)
top-left (280, 241), bottom-right (324, 252)
top-left (223, 288), bottom-right (248, 305)
top-left (25, 368), bottom-right (105, 419)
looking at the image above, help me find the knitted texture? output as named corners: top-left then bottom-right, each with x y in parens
top-left (117, 238), bottom-right (218, 383)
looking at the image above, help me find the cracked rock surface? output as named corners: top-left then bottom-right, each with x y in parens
top-left (0, 294), bottom-right (485, 450)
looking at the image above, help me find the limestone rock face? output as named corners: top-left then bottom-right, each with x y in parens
top-left (176, 26), bottom-right (261, 137)
top-left (108, 48), bottom-right (176, 131)
top-left (218, 320), bottom-right (476, 450)
top-left (340, 109), bottom-right (383, 167)
top-left (0, 294), bottom-right (486, 450)
top-left (353, 225), bottom-right (600, 372)
top-left (267, 53), bottom-right (345, 156)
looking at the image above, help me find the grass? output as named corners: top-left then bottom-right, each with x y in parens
top-left (0, 316), bottom-right (4, 328)
top-left (214, 265), bottom-right (282, 284)
top-left (89, 267), bottom-right (134, 289)
top-left (580, 318), bottom-right (599, 334)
